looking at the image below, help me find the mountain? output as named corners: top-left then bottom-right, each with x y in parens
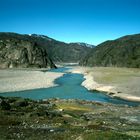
top-left (0, 32), bottom-right (93, 68)
top-left (0, 33), bottom-right (56, 68)
top-left (80, 34), bottom-right (140, 68)
top-left (0, 33), bottom-right (92, 66)
top-left (29, 34), bottom-right (92, 62)
top-left (76, 42), bottom-right (95, 48)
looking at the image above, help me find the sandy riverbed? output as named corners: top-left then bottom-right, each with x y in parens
top-left (70, 66), bottom-right (140, 102)
top-left (1, 66), bottom-right (140, 102)
top-left (0, 69), bottom-right (64, 93)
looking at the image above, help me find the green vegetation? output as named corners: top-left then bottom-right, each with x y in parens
top-left (0, 96), bottom-right (140, 139)
top-left (80, 34), bottom-right (140, 68)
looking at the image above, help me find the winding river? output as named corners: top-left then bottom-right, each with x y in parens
top-left (0, 67), bottom-right (139, 106)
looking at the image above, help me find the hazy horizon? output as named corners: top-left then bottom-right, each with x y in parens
top-left (0, 0), bottom-right (140, 45)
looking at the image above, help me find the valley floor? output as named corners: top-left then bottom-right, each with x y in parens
top-left (0, 68), bottom-right (64, 93)
top-left (1, 66), bottom-right (140, 102)
top-left (70, 66), bottom-right (140, 102)
top-left (0, 66), bottom-right (140, 139)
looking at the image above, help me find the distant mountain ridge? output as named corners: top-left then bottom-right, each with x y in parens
top-left (80, 34), bottom-right (140, 68)
top-left (75, 42), bottom-right (95, 48)
top-left (29, 34), bottom-right (93, 62)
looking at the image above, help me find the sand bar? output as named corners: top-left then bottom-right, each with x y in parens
top-left (0, 69), bottom-right (64, 93)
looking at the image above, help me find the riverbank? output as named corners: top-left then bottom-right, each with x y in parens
top-left (0, 69), bottom-right (64, 93)
top-left (70, 66), bottom-right (140, 102)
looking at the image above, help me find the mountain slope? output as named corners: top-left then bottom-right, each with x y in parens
top-left (80, 34), bottom-right (140, 68)
top-left (0, 33), bottom-right (56, 68)
top-left (29, 34), bottom-right (92, 62)
top-left (0, 33), bottom-right (92, 64)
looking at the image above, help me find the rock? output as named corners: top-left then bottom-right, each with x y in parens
top-left (58, 108), bottom-right (64, 112)
top-left (49, 129), bottom-right (54, 132)
top-left (0, 33), bottom-right (56, 69)
top-left (0, 32), bottom-right (92, 65)
top-left (0, 99), bottom-right (11, 110)
top-left (14, 100), bottom-right (29, 107)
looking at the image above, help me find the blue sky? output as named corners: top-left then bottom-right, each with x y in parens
top-left (0, 0), bottom-right (140, 45)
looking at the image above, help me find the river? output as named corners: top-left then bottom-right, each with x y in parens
top-left (0, 67), bottom-right (139, 106)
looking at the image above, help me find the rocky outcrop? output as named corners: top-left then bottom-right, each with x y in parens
top-left (0, 36), bottom-right (56, 68)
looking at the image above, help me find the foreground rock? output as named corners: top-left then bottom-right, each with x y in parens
top-left (0, 96), bottom-right (140, 140)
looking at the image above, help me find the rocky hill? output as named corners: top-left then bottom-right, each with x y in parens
top-left (0, 33), bottom-right (92, 66)
top-left (0, 33), bottom-right (56, 68)
top-left (80, 34), bottom-right (140, 68)
top-left (0, 32), bottom-right (93, 68)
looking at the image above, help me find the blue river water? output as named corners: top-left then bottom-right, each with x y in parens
top-left (0, 67), bottom-right (139, 106)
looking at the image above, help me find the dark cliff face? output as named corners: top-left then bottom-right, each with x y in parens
top-left (80, 34), bottom-right (140, 68)
top-left (0, 36), bottom-right (56, 68)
